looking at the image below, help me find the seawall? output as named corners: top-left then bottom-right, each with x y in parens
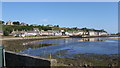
top-left (5, 51), bottom-right (57, 67)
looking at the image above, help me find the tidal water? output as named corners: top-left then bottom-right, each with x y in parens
top-left (20, 38), bottom-right (118, 58)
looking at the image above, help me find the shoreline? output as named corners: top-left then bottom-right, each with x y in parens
top-left (105, 37), bottom-right (120, 39)
top-left (2, 36), bottom-right (119, 67)
top-left (0, 36), bottom-right (119, 41)
top-left (0, 36), bottom-right (70, 41)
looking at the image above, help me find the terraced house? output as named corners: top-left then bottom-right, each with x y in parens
top-left (10, 28), bottom-right (108, 37)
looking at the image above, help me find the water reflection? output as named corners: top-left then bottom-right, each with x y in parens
top-left (75, 38), bottom-right (104, 42)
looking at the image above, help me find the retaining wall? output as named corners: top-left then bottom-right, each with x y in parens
top-left (5, 51), bottom-right (57, 67)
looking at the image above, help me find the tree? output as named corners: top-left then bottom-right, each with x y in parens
top-left (72, 27), bottom-right (78, 30)
top-left (0, 20), bottom-right (5, 24)
top-left (56, 25), bottom-right (59, 27)
top-left (13, 21), bottom-right (20, 25)
top-left (100, 29), bottom-right (106, 32)
top-left (4, 31), bottom-right (10, 36)
top-left (81, 27), bottom-right (88, 31)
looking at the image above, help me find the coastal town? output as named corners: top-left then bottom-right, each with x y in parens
top-left (0, 20), bottom-right (108, 37)
top-left (0, 20), bottom-right (119, 67)
top-left (0, 1), bottom-right (119, 67)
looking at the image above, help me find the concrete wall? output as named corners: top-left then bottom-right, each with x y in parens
top-left (5, 51), bottom-right (57, 67)
top-left (0, 47), bottom-right (3, 67)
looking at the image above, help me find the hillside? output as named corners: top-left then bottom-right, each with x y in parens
top-left (2, 25), bottom-right (107, 36)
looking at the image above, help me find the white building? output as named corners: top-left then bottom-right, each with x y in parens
top-left (6, 21), bottom-right (13, 25)
top-left (20, 23), bottom-right (28, 26)
top-left (65, 31), bottom-right (84, 36)
top-left (88, 31), bottom-right (108, 36)
top-left (98, 32), bottom-right (108, 36)
top-left (88, 31), bottom-right (98, 36)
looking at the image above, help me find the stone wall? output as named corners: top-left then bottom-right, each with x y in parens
top-left (5, 51), bottom-right (57, 67)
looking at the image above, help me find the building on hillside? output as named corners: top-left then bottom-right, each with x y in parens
top-left (26, 31), bottom-right (39, 36)
top-left (20, 22), bottom-right (28, 26)
top-left (46, 24), bottom-right (54, 27)
top-left (25, 28), bottom-right (40, 36)
top-left (33, 28), bottom-right (39, 31)
top-left (88, 31), bottom-right (98, 36)
top-left (88, 31), bottom-right (108, 36)
top-left (39, 30), bottom-right (62, 36)
top-left (98, 32), bottom-right (108, 36)
top-left (6, 20), bottom-right (13, 25)
top-left (65, 31), bottom-right (84, 36)
top-left (65, 30), bottom-right (108, 36)
top-left (10, 30), bottom-right (27, 37)
top-left (53, 30), bottom-right (62, 36)
top-left (31, 24), bottom-right (39, 26)
top-left (9, 29), bottom-right (108, 37)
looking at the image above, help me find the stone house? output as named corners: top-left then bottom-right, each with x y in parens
top-left (6, 21), bottom-right (13, 25)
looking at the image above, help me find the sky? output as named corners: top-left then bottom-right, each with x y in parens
top-left (1, 0), bottom-right (119, 2)
top-left (2, 2), bottom-right (118, 33)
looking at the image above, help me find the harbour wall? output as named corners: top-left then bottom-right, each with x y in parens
top-left (5, 51), bottom-right (57, 67)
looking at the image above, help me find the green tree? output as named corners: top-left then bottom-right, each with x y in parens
top-left (13, 21), bottom-right (20, 25)
top-left (56, 25), bottom-right (59, 27)
top-left (4, 31), bottom-right (10, 36)
top-left (0, 20), bottom-right (5, 24)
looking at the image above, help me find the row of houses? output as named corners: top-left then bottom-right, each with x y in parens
top-left (66, 31), bottom-right (108, 36)
top-left (9, 28), bottom-right (108, 37)
top-left (10, 30), bottom-right (64, 37)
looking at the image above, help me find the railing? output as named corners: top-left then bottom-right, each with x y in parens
top-left (0, 46), bottom-right (5, 67)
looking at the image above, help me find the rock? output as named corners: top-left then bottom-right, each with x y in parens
top-left (68, 63), bottom-right (73, 66)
